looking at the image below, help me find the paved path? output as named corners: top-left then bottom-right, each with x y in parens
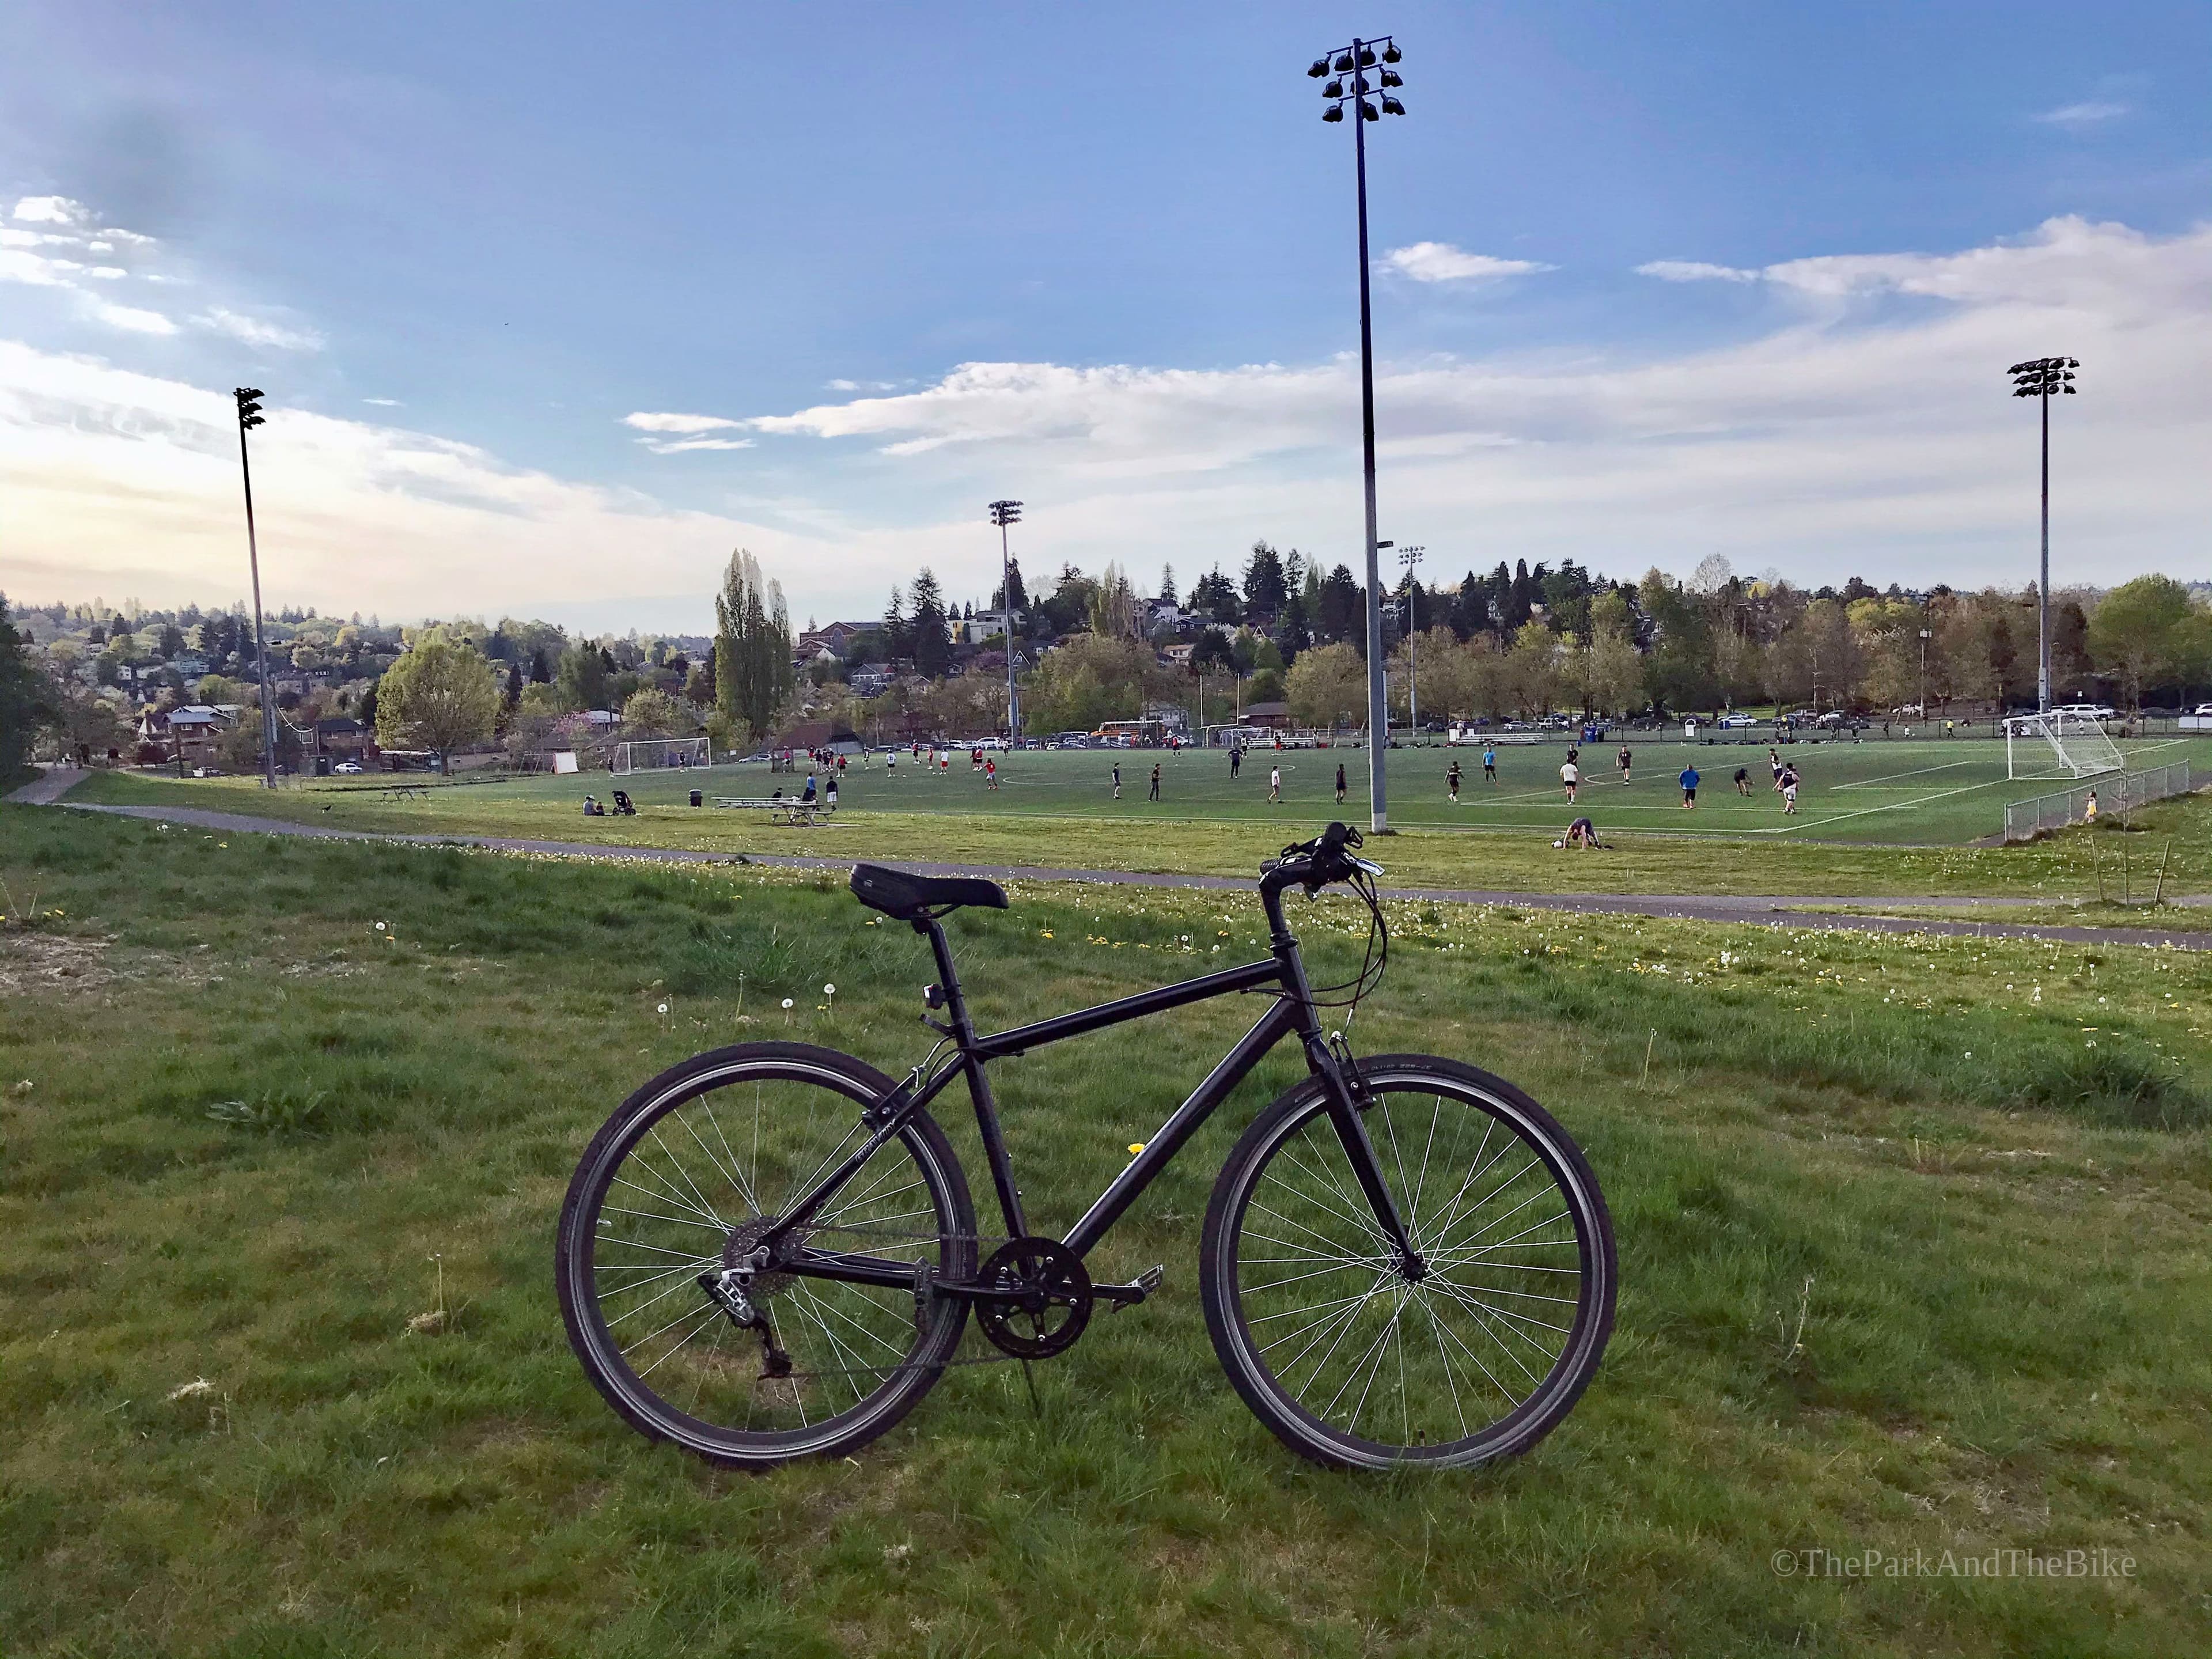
top-left (5, 767), bottom-right (86, 805)
top-left (51, 798), bottom-right (2212, 952)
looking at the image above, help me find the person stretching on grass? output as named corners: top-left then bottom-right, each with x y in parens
top-left (1560, 754), bottom-right (1580, 804)
top-left (1616, 743), bottom-right (1633, 785)
top-left (1483, 744), bottom-right (1497, 784)
top-left (1448, 760), bottom-right (1463, 803)
top-left (1111, 760), bottom-right (1122, 800)
top-left (1553, 816), bottom-right (1604, 849)
top-left (1149, 762), bottom-right (1161, 802)
top-left (1335, 762), bottom-right (1347, 804)
top-left (1269, 765), bottom-right (1282, 804)
top-left (1679, 763), bottom-right (1700, 808)
top-left (1734, 766), bottom-right (1752, 796)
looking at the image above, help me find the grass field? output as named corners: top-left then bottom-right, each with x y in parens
top-left (69, 755), bottom-right (2212, 906)
top-left (5, 802), bottom-right (2211, 1655)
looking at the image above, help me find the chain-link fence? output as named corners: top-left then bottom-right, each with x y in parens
top-left (2003, 762), bottom-right (2199, 840)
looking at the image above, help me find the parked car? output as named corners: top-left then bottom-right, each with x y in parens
top-left (333, 760), bottom-right (363, 774)
top-left (2195, 704), bottom-right (2212, 718)
top-left (2051, 703), bottom-right (2116, 721)
top-left (1717, 714), bottom-right (1758, 729)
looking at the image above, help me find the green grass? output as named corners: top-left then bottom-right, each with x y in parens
top-left (5, 803), bottom-right (2211, 1655)
top-left (68, 760), bottom-right (2212, 904)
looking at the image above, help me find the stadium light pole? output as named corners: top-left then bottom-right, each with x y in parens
top-left (989, 499), bottom-right (1022, 743)
top-left (1308, 35), bottom-right (1407, 828)
top-left (2008, 357), bottom-right (2078, 713)
top-left (1918, 627), bottom-right (1932, 722)
top-left (234, 387), bottom-right (278, 789)
top-left (1397, 545), bottom-right (1424, 738)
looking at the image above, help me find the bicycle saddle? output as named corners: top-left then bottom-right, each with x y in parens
top-left (849, 863), bottom-right (1009, 921)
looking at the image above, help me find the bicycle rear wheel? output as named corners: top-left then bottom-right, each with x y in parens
top-left (1201, 1055), bottom-right (1614, 1469)
top-left (556, 1042), bottom-right (975, 1467)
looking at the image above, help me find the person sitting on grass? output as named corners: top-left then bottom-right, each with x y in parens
top-left (1553, 816), bottom-right (1604, 849)
top-left (582, 794), bottom-right (604, 817)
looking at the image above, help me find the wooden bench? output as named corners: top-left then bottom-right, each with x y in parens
top-left (713, 797), bottom-right (834, 827)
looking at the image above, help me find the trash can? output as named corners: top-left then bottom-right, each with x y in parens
top-left (688, 789), bottom-right (703, 808)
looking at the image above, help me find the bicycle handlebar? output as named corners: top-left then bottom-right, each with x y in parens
top-left (1260, 821), bottom-right (1383, 898)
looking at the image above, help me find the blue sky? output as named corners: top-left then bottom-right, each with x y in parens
top-left (3, 2), bottom-right (2207, 630)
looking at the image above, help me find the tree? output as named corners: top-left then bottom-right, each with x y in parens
top-left (1285, 642), bottom-right (1368, 730)
top-left (715, 547), bottom-right (797, 730)
top-left (1504, 622), bottom-right (1563, 718)
top-left (1020, 635), bottom-right (1152, 734)
top-left (1, 595), bottom-right (56, 783)
top-left (374, 638), bottom-right (499, 772)
top-left (556, 643), bottom-right (612, 711)
top-left (619, 687), bottom-right (688, 737)
top-left (1190, 567), bottom-right (1241, 626)
top-left (1088, 563), bottom-right (1139, 640)
top-left (1157, 564), bottom-right (1177, 607)
top-left (528, 647), bottom-right (552, 684)
top-left (907, 568), bottom-right (952, 679)
top-left (2087, 575), bottom-right (2199, 710)
top-left (1242, 541), bottom-right (1289, 622)
top-left (1315, 565), bottom-right (1364, 648)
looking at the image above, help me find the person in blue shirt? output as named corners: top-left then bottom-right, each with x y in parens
top-left (1482, 745), bottom-right (1497, 783)
top-left (1679, 764), bottom-right (1699, 808)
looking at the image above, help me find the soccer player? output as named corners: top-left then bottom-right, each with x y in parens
top-left (1780, 763), bottom-right (1800, 815)
top-left (1768, 747), bottom-right (1785, 790)
top-left (1112, 761), bottom-right (1122, 800)
top-left (1482, 744), bottom-right (1497, 783)
top-left (1679, 763), bottom-right (1700, 808)
top-left (1268, 765), bottom-right (1282, 804)
top-left (985, 757), bottom-right (999, 790)
top-left (1448, 760), bottom-right (1463, 803)
top-left (1335, 762), bottom-right (1347, 804)
top-left (1553, 816), bottom-right (1603, 849)
top-left (1733, 766), bottom-right (1752, 796)
top-left (1229, 744), bottom-right (1242, 780)
top-left (1560, 755), bottom-right (1580, 804)
top-left (1148, 763), bottom-right (1161, 802)
top-left (1616, 743), bottom-right (1633, 785)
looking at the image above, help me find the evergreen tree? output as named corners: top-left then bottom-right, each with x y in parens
top-left (714, 548), bottom-right (796, 736)
top-left (1, 595), bottom-right (56, 784)
top-left (529, 646), bottom-right (551, 684)
top-left (882, 586), bottom-right (909, 660)
top-left (1157, 564), bottom-right (1177, 607)
top-left (908, 569), bottom-right (952, 679)
top-left (1243, 541), bottom-right (1289, 621)
top-left (504, 660), bottom-right (523, 707)
top-left (1316, 565), bottom-right (1365, 649)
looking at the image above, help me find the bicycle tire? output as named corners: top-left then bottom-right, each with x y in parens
top-left (1200, 1054), bottom-right (1614, 1469)
top-left (556, 1042), bottom-right (976, 1467)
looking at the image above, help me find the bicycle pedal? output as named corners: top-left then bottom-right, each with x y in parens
top-left (1095, 1265), bottom-right (1165, 1310)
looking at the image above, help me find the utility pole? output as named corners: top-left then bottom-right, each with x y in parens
top-left (1919, 627), bottom-right (1932, 725)
top-left (988, 500), bottom-right (1022, 742)
top-left (1309, 35), bottom-right (1407, 828)
top-left (234, 388), bottom-right (277, 789)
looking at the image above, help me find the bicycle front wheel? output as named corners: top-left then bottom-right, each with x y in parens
top-left (556, 1042), bottom-right (976, 1467)
top-left (1200, 1055), bottom-right (1614, 1469)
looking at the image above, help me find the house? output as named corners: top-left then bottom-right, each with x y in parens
top-left (139, 704), bottom-right (235, 765)
top-left (1237, 701), bottom-right (1293, 731)
top-left (794, 619), bottom-right (884, 661)
top-left (849, 667), bottom-right (893, 697)
top-left (1161, 643), bottom-right (1196, 667)
top-left (313, 717), bottom-right (372, 759)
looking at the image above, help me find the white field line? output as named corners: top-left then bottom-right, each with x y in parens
top-left (1752, 777), bottom-right (2009, 836)
top-left (1832, 759), bottom-right (1984, 790)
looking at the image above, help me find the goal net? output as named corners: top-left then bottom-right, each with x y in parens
top-left (612, 736), bottom-right (711, 775)
top-left (2005, 712), bottom-right (2123, 781)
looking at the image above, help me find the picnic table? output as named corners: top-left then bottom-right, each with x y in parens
top-left (380, 784), bottom-right (430, 801)
top-left (713, 796), bottom-right (835, 827)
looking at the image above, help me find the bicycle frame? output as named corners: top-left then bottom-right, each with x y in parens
top-left (759, 886), bottom-right (1420, 1294)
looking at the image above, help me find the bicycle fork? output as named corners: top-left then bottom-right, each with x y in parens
top-left (1300, 1029), bottom-right (1427, 1281)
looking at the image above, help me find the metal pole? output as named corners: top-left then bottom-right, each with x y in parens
top-left (1001, 518), bottom-right (1016, 741)
top-left (2038, 388), bottom-right (2051, 713)
top-left (238, 417), bottom-right (276, 789)
top-left (1353, 39), bottom-right (1387, 830)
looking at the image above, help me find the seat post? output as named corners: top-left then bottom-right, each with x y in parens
top-left (915, 915), bottom-right (968, 1025)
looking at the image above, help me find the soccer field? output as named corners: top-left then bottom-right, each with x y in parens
top-left (594, 733), bottom-right (2210, 846)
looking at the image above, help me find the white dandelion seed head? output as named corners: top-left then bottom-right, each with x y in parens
top-left (375, 921), bottom-right (387, 931)
top-left (824, 983), bottom-right (835, 995)
top-left (782, 998), bottom-right (794, 1009)
top-left (657, 1003), bottom-right (669, 1014)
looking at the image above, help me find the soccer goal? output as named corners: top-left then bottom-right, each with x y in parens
top-left (2005, 711), bottom-right (2123, 781)
top-left (612, 736), bottom-right (711, 775)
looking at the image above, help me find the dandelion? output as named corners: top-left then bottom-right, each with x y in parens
top-left (823, 983), bottom-right (836, 1015)
top-left (375, 922), bottom-right (387, 931)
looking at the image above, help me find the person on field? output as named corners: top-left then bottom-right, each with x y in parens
top-left (2085, 790), bottom-right (2099, 822)
top-left (1230, 744), bottom-right (1242, 780)
top-left (1734, 766), bottom-right (1753, 796)
top-left (1335, 762), bottom-right (1347, 804)
top-left (985, 757), bottom-right (998, 790)
top-left (1482, 744), bottom-right (1497, 783)
top-left (1560, 755), bottom-right (1580, 804)
top-left (1769, 747), bottom-right (1785, 789)
top-left (1112, 760), bottom-right (1122, 800)
top-left (1148, 763), bottom-right (1161, 802)
top-left (1268, 765), bottom-right (1282, 804)
top-left (1780, 763), bottom-right (1800, 814)
top-left (800, 774), bottom-right (817, 805)
top-left (1448, 760), bottom-right (1463, 803)
top-left (1679, 763), bottom-right (1700, 808)
top-left (1554, 816), bottom-right (1603, 849)
top-left (824, 773), bottom-right (839, 808)
top-left (1616, 743), bottom-right (1633, 785)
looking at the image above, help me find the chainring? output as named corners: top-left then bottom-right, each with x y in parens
top-left (975, 1237), bottom-right (1093, 1358)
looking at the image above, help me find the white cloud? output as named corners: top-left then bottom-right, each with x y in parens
top-left (4, 217), bottom-right (2207, 624)
top-left (13, 195), bottom-right (88, 225)
top-left (0, 248), bottom-right (74, 287)
top-left (645, 436), bottom-right (755, 453)
top-left (1637, 259), bottom-right (1760, 283)
top-left (1384, 242), bottom-right (1554, 283)
top-left (195, 306), bottom-right (326, 352)
top-left (363, 397), bottom-right (401, 406)
top-left (86, 266), bottom-right (126, 281)
top-left (622, 411), bottom-right (743, 434)
top-left (78, 297), bottom-right (177, 335)
top-left (2036, 100), bottom-right (2130, 128)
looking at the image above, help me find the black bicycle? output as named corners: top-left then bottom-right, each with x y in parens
top-left (557, 823), bottom-right (1615, 1469)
